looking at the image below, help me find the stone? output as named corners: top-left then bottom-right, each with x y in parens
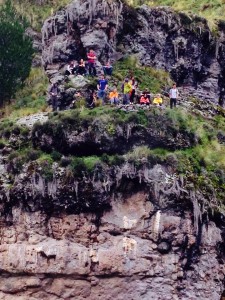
top-left (70, 75), bottom-right (90, 89)
top-left (157, 241), bottom-right (172, 254)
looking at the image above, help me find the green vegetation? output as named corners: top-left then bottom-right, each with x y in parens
top-left (127, 0), bottom-right (225, 29)
top-left (8, 0), bottom-right (225, 33)
top-left (15, 0), bottom-right (71, 31)
top-left (2, 101), bottom-right (225, 205)
top-left (0, 0), bottom-right (34, 106)
top-left (113, 56), bottom-right (172, 93)
top-left (0, 67), bottom-right (49, 119)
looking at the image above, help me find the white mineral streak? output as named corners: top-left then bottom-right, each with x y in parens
top-left (31, 174), bottom-right (45, 197)
top-left (153, 210), bottom-right (161, 239)
top-left (123, 216), bottom-right (137, 229)
top-left (190, 190), bottom-right (202, 234)
top-left (123, 236), bottom-right (137, 256)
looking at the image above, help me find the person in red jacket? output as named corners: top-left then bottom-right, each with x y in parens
top-left (87, 49), bottom-right (97, 76)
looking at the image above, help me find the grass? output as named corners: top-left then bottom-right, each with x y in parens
top-left (113, 56), bottom-right (172, 93)
top-left (10, 0), bottom-right (225, 33)
top-left (2, 102), bottom-right (225, 202)
top-left (0, 67), bottom-right (49, 120)
top-left (14, 0), bottom-right (71, 31)
top-left (141, 0), bottom-right (225, 29)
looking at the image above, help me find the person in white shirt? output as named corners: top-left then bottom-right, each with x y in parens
top-left (169, 83), bottom-right (179, 109)
top-left (65, 61), bottom-right (76, 75)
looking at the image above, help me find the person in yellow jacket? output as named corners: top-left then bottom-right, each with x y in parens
top-left (122, 78), bottom-right (132, 104)
top-left (153, 94), bottom-right (163, 106)
top-left (109, 88), bottom-right (119, 105)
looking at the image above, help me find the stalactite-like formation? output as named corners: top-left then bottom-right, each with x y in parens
top-left (190, 190), bottom-right (202, 235)
top-left (153, 210), bottom-right (161, 240)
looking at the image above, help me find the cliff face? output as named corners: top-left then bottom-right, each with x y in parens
top-left (0, 188), bottom-right (223, 300)
top-left (1, 1), bottom-right (225, 299)
top-left (0, 106), bottom-right (224, 299)
top-left (42, 0), bottom-right (225, 104)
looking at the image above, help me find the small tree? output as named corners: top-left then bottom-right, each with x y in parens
top-left (0, 0), bottom-right (34, 106)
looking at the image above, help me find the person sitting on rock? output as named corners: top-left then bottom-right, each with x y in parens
top-left (87, 49), bottom-right (97, 76)
top-left (97, 75), bottom-right (108, 103)
top-left (122, 78), bottom-right (132, 105)
top-left (153, 94), bottom-right (163, 106)
top-left (103, 61), bottom-right (113, 76)
top-left (49, 82), bottom-right (60, 111)
top-left (87, 90), bottom-right (97, 109)
top-left (65, 61), bottom-right (76, 76)
top-left (70, 90), bottom-right (82, 109)
top-left (140, 92), bottom-right (150, 105)
top-left (109, 87), bottom-right (119, 105)
top-left (76, 59), bottom-right (87, 76)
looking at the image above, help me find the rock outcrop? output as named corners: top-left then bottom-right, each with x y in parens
top-left (0, 104), bottom-right (225, 299)
top-left (0, 161), bottom-right (224, 299)
top-left (1, 1), bottom-right (225, 299)
top-left (42, 0), bottom-right (225, 105)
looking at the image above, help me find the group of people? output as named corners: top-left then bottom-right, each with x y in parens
top-left (89, 75), bottom-right (179, 109)
top-left (65, 49), bottom-right (113, 77)
top-left (49, 48), bottom-right (179, 111)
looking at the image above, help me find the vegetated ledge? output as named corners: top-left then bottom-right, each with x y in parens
top-left (0, 154), bottom-right (219, 221)
top-left (0, 105), bottom-right (224, 221)
top-left (31, 108), bottom-right (197, 156)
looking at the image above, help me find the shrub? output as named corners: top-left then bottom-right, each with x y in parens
top-left (51, 150), bottom-right (62, 161)
top-left (0, 0), bottom-right (33, 106)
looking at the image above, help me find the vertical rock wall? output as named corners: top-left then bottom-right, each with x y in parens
top-left (0, 192), bottom-right (223, 299)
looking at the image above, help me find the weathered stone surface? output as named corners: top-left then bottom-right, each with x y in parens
top-left (41, 0), bottom-right (225, 105)
top-left (0, 191), bottom-right (223, 299)
top-left (70, 74), bottom-right (90, 88)
top-left (16, 113), bottom-right (49, 128)
top-left (31, 112), bottom-right (196, 155)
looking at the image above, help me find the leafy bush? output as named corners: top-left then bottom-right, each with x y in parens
top-left (0, 0), bottom-right (33, 106)
top-left (51, 150), bottom-right (62, 161)
top-left (37, 154), bottom-right (54, 180)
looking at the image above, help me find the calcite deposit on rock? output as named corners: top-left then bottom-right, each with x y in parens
top-left (0, 152), bottom-right (224, 300)
top-left (42, 0), bottom-right (225, 105)
top-left (0, 187), bottom-right (224, 300)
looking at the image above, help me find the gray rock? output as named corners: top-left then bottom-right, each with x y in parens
top-left (41, 0), bottom-right (225, 105)
top-left (70, 75), bottom-right (90, 89)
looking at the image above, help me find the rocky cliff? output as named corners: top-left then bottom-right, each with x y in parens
top-left (0, 1), bottom-right (225, 299)
top-left (42, 0), bottom-right (225, 104)
top-left (0, 104), bottom-right (225, 299)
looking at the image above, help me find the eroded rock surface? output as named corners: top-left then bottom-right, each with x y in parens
top-left (42, 0), bottom-right (225, 105)
top-left (0, 159), bottom-right (224, 299)
top-left (0, 189), bottom-right (224, 300)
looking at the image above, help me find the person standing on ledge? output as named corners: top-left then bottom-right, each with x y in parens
top-left (49, 82), bottom-right (60, 111)
top-left (169, 83), bottom-right (179, 109)
top-left (97, 74), bottom-right (108, 104)
top-left (87, 49), bottom-right (97, 76)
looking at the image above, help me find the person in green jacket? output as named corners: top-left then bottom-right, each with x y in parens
top-left (122, 78), bottom-right (132, 105)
